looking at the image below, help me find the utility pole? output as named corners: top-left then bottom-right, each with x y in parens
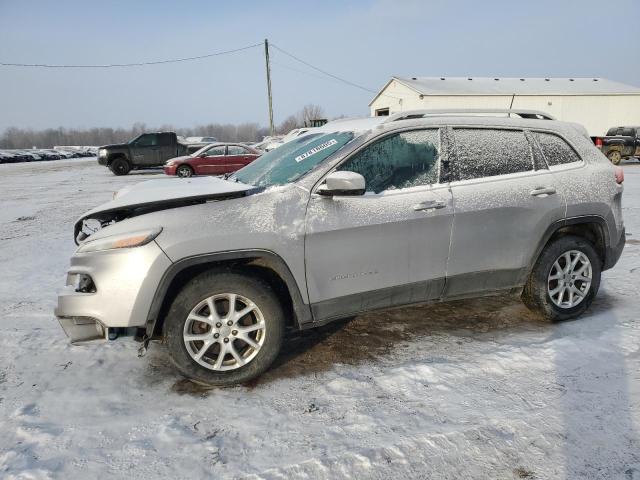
top-left (264, 39), bottom-right (275, 136)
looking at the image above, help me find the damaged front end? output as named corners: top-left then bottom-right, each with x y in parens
top-left (73, 176), bottom-right (254, 244)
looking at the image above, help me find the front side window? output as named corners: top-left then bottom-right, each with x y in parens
top-left (232, 132), bottom-right (354, 188)
top-left (337, 129), bottom-right (440, 193)
top-left (204, 145), bottom-right (226, 156)
top-left (453, 128), bottom-right (533, 180)
top-left (132, 134), bottom-right (158, 147)
top-left (533, 132), bottom-right (581, 166)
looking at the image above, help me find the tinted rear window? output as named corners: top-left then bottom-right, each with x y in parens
top-left (533, 132), bottom-right (581, 166)
top-left (453, 128), bottom-right (533, 181)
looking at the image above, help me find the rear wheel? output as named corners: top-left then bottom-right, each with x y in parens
top-left (164, 270), bottom-right (285, 386)
top-left (522, 235), bottom-right (601, 321)
top-left (607, 150), bottom-right (622, 165)
top-left (176, 164), bottom-right (194, 178)
top-left (110, 157), bottom-right (131, 176)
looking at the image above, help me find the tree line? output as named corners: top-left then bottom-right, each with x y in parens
top-left (0, 104), bottom-right (328, 149)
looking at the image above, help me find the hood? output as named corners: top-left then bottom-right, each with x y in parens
top-left (74, 176), bottom-right (254, 243)
top-left (100, 143), bottom-right (129, 150)
top-left (165, 155), bottom-right (192, 164)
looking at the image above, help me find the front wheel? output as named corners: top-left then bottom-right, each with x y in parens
top-left (522, 235), bottom-right (601, 321)
top-left (110, 157), bottom-right (131, 175)
top-left (164, 270), bottom-right (285, 386)
top-left (176, 164), bottom-right (194, 178)
top-left (607, 150), bottom-right (622, 165)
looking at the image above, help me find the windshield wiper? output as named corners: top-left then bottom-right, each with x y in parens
top-left (223, 172), bottom-right (240, 182)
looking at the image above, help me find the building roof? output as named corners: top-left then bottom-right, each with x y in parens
top-left (370, 77), bottom-right (640, 105)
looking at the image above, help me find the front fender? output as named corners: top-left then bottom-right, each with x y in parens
top-left (143, 249), bottom-right (313, 339)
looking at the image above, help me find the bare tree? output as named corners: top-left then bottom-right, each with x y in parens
top-left (0, 122), bottom-right (267, 149)
top-left (298, 104), bottom-right (325, 127)
top-left (277, 115), bottom-right (300, 135)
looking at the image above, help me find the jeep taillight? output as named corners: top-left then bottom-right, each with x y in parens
top-left (614, 166), bottom-right (624, 184)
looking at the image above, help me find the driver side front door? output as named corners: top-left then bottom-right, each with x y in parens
top-left (131, 133), bottom-right (160, 166)
top-left (304, 128), bottom-right (454, 322)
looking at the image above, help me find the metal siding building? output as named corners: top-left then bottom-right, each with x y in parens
top-left (369, 77), bottom-right (640, 136)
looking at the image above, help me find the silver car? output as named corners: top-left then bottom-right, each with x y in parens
top-left (55, 110), bottom-right (626, 386)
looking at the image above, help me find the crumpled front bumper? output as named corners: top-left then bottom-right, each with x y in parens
top-left (57, 316), bottom-right (108, 343)
top-left (55, 240), bottom-right (172, 343)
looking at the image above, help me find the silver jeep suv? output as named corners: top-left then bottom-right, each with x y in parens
top-left (55, 110), bottom-right (626, 385)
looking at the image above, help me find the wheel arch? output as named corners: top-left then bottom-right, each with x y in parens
top-left (144, 250), bottom-right (312, 339)
top-left (527, 216), bottom-right (609, 280)
top-left (106, 153), bottom-right (128, 167)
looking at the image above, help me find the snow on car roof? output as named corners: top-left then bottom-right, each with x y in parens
top-left (306, 117), bottom-right (385, 135)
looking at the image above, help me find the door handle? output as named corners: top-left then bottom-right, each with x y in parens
top-left (530, 186), bottom-right (556, 197)
top-left (413, 200), bottom-right (446, 211)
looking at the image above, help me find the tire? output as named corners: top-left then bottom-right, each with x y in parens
top-left (176, 164), bottom-right (194, 178)
top-left (522, 235), bottom-right (601, 321)
top-left (164, 270), bottom-right (285, 386)
top-left (607, 150), bottom-right (622, 165)
top-left (110, 157), bottom-right (131, 176)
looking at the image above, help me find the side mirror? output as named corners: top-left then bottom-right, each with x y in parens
top-left (318, 171), bottom-right (366, 196)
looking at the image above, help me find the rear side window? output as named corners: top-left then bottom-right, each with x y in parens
top-left (158, 133), bottom-right (173, 146)
top-left (338, 129), bottom-right (440, 193)
top-left (533, 132), bottom-right (581, 166)
top-left (227, 145), bottom-right (249, 155)
top-left (453, 128), bottom-right (533, 181)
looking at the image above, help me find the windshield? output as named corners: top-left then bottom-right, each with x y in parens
top-left (231, 131), bottom-right (354, 187)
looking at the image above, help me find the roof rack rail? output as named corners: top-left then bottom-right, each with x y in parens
top-left (384, 109), bottom-right (556, 122)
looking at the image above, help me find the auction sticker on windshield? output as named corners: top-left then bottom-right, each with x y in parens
top-left (295, 139), bottom-right (338, 163)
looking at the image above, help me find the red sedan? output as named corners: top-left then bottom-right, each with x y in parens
top-left (163, 143), bottom-right (261, 177)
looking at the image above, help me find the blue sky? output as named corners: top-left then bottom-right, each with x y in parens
top-left (0, 0), bottom-right (638, 131)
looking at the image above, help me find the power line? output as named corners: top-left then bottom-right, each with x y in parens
top-left (270, 43), bottom-right (401, 101)
top-left (0, 43), bottom-right (262, 68)
top-left (270, 43), bottom-right (378, 94)
top-left (271, 58), bottom-right (347, 85)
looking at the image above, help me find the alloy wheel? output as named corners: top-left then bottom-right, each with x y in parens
top-left (183, 293), bottom-right (266, 371)
top-left (547, 250), bottom-right (592, 309)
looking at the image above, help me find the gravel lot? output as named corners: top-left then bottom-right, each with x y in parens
top-left (1, 158), bottom-right (640, 479)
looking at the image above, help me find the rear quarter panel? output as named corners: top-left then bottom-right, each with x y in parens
top-left (559, 130), bottom-right (624, 243)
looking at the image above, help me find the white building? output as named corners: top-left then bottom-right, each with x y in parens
top-left (369, 77), bottom-right (640, 136)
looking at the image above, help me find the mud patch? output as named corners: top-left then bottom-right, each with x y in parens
top-left (255, 295), bottom-right (546, 385)
top-left (170, 379), bottom-right (213, 396)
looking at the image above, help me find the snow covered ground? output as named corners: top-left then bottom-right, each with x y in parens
top-left (1, 158), bottom-right (640, 479)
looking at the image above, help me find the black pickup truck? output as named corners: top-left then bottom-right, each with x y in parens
top-left (97, 132), bottom-right (211, 175)
top-left (601, 126), bottom-right (640, 165)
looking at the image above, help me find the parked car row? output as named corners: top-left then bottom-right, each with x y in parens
top-left (0, 146), bottom-right (97, 164)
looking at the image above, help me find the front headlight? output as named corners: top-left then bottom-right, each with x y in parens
top-left (98, 149), bottom-right (107, 158)
top-left (77, 227), bottom-right (162, 254)
top-left (165, 160), bottom-right (176, 166)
